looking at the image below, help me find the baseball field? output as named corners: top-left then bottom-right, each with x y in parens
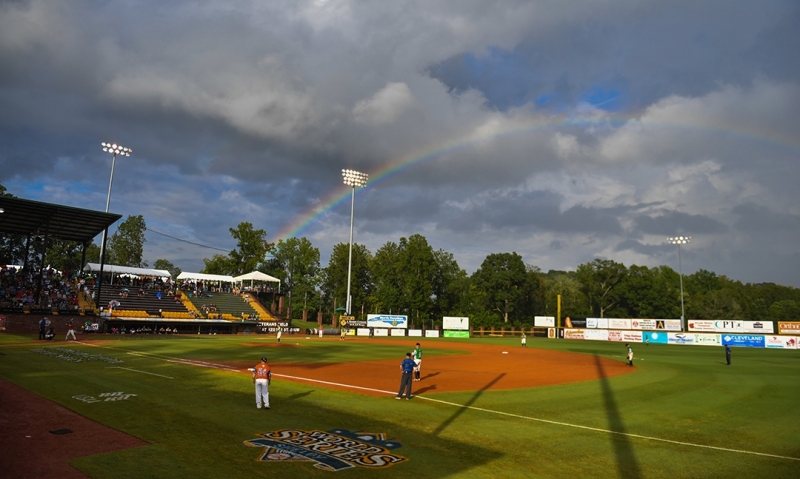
top-left (1, 333), bottom-right (798, 478)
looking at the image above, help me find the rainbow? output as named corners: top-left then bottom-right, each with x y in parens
top-left (274, 113), bottom-right (800, 241)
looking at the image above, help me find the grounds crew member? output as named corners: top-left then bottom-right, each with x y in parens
top-left (39, 317), bottom-right (47, 340)
top-left (725, 344), bottom-right (732, 365)
top-left (396, 352), bottom-right (415, 400)
top-left (253, 357), bottom-right (272, 409)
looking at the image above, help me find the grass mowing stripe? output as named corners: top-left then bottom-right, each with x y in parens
top-left (105, 366), bottom-right (174, 379)
top-left (271, 373), bottom-right (800, 464)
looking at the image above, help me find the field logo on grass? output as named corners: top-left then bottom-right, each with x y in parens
top-left (72, 392), bottom-right (137, 403)
top-left (245, 428), bottom-right (407, 471)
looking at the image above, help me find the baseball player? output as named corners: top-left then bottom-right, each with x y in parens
top-left (521, 331), bottom-right (527, 347)
top-left (396, 352), bottom-right (415, 400)
top-left (39, 317), bottom-right (47, 340)
top-left (626, 343), bottom-right (633, 366)
top-left (65, 319), bottom-right (76, 341)
top-left (412, 343), bottom-right (422, 381)
top-left (252, 357), bottom-right (272, 409)
top-left (276, 327), bottom-right (282, 343)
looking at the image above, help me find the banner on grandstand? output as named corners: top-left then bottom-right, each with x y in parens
top-left (442, 316), bottom-right (469, 330)
top-left (721, 334), bottom-right (765, 348)
top-left (765, 335), bottom-right (798, 349)
top-left (563, 329), bottom-right (585, 340)
top-left (564, 317), bottom-right (587, 328)
top-left (367, 315), bottom-right (408, 329)
top-left (643, 332), bottom-right (668, 344)
top-left (534, 316), bottom-right (555, 327)
top-left (742, 321), bottom-right (774, 334)
top-left (778, 322), bottom-right (800, 335)
top-left (609, 318), bottom-right (631, 330)
top-left (583, 329), bottom-right (608, 341)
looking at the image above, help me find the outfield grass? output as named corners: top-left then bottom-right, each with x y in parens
top-left (1, 333), bottom-right (798, 478)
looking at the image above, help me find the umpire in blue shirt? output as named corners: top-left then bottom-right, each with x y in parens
top-left (396, 352), bottom-right (416, 400)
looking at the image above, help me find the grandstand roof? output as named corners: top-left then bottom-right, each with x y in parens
top-left (0, 196), bottom-right (121, 244)
top-left (177, 272), bottom-right (236, 282)
top-left (233, 271), bottom-right (281, 283)
top-left (84, 263), bottom-right (172, 278)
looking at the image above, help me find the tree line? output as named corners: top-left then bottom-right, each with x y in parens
top-left (2, 201), bottom-right (798, 326)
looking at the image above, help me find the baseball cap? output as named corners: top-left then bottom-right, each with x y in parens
top-left (261, 357), bottom-right (267, 362)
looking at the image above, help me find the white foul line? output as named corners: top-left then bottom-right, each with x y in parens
top-left (274, 373), bottom-right (800, 463)
top-left (106, 366), bottom-right (174, 379)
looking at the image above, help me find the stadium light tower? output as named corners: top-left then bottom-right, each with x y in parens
top-left (96, 142), bottom-right (132, 313)
top-left (667, 236), bottom-right (691, 331)
top-left (342, 169), bottom-right (368, 316)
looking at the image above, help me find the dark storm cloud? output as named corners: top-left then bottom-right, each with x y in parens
top-left (732, 203), bottom-right (800, 233)
top-left (634, 211), bottom-right (728, 236)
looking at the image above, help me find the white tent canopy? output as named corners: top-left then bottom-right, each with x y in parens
top-left (84, 263), bottom-right (171, 278)
top-left (176, 272), bottom-right (236, 283)
top-left (233, 271), bottom-right (281, 283)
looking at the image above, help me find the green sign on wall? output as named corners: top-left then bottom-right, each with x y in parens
top-left (443, 330), bottom-right (470, 338)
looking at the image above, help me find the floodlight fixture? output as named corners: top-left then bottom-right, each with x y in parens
top-left (666, 236), bottom-right (692, 331)
top-left (341, 168), bottom-right (368, 315)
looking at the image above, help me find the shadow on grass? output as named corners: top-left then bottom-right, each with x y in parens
top-left (288, 390), bottom-right (314, 400)
top-left (595, 355), bottom-right (642, 479)
top-left (432, 373), bottom-right (505, 436)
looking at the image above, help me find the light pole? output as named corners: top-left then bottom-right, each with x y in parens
top-left (667, 236), bottom-right (691, 331)
top-left (341, 169), bottom-right (368, 315)
top-left (96, 142), bottom-right (131, 314)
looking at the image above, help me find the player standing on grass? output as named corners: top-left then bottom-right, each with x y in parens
top-left (626, 343), bottom-right (633, 366)
top-left (521, 331), bottom-right (527, 347)
top-left (412, 343), bottom-right (422, 381)
top-left (396, 352), bottom-right (415, 400)
top-left (253, 357), bottom-right (272, 409)
top-left (276, 327), bottom-right (282, 343)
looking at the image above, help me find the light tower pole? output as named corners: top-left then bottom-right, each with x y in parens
top-left (96, 142), bottom-right (131, 314)
top-left (667, 236), bottom-right (691, 331)
top-left (341, 169), bottom-right (368, 315)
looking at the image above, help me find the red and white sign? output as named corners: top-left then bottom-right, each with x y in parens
top-left (631, 319), bottom-right (656, 330)
top-left (688, 320), bottom-right (715, 332)
top-left (564, 329), bottom-right (585, 340)
top-left (765, 335), bottom-right (798, 349)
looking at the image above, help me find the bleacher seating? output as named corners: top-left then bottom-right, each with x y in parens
top-left (94, 286), bottom-right (190, 316)
top-left (187, 291), bottom-right (261, 319)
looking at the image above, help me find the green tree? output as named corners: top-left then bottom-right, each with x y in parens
top-left (107, 215), bottom-right (147, 267)
top-left (544, 271), bottom-right (591, 319)
top-left (472, 252), bottom-right (529, 323)
top-left (397, 235), bottom-right (435, 326)
top-left (201, 254), bottom-right (235, 275)
top-left (270, 237), bottom-right (321, 320)
top-left (431, 249), bottom-right (469, 318)
top-left (576, 259), bottom-right (627, 318)
top-left (617, 265), bottom-right (681, 319)
top-left (228, 222), bottom-right (273, 275)
top-left (153, 259), bottom-right (182, 279)
top-left (371, 241), bottom-right (403, 314)
top-left (768, 300), bottom-right (800, 320)
top-left (322, 243), bottom-right (373, 317)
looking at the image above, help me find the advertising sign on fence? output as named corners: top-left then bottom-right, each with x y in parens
top-left (714, 321), bottom-right (744, 332)
top-left (425, 329), bottom-right (440, 337)
top-left (408, 329), bottom-right (423, 337)
top-left (655, 320), bottom-right (683, 331)
top-left (564, 317), bottom-right (587, 328)
top-left (586, 318), bottom-right (598, 329)
top-left (390, 328), bottom-right (406, 336)
top-left (564, 329), bottom-right (585, 340)
top-left (765, 335), bottom-right (798, 349)
top-left (608, 330), bottom-right (643, 342)
top-left (693, 333), bottom-right (722, 346)
top-left (373, 328), bottom-right (389, 336)
top-left (534, 316), bottom-right (555, 327)
top-left (668, 333), bottom-right (695, 345)
top-left (584, 329), bottom-right (609, 341)
top-left (443, 330), bottom-right (469, 338)
top-left (778, 322), bottom-right (800, 335)
top-left (356, 328), bottom-right (371, 336)
top-left (688, 320), bottom-right (715, 332)
top-left (367, 315), bottom-right (408, 329)
top-left (609, 318), bottom-right (631, 330)
top-left (742, 321), bottom-right (774, 334)
top-left (631, 319), bottom-right (657, 330)
top-left (721, 334), bottom-right (765, 348)
top-left (643, 332), bottom-right (669, 344)
top-left (442, 316), bottom-right (469, 330)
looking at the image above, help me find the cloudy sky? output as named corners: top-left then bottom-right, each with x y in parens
top-left (1, 0), bottom-right (799, 286)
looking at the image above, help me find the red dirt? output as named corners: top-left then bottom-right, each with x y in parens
top-left (235, 337), bottom-right (633, 397)
top-left (0, 378), bottom-right (147, 479)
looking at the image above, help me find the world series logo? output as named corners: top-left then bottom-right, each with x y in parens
top-left (245, 429), bottom-right (407, 471)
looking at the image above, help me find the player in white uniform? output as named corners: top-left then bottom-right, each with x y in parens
top-left (276, 327), bottom-right (282, 343)
top-left (252, 357), bottom-right (271, 409)
top-left (65, 319), bottom-right (77, 341)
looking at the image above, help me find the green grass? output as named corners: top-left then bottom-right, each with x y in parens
top-left (1, 333), bottom-right (799, 478)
